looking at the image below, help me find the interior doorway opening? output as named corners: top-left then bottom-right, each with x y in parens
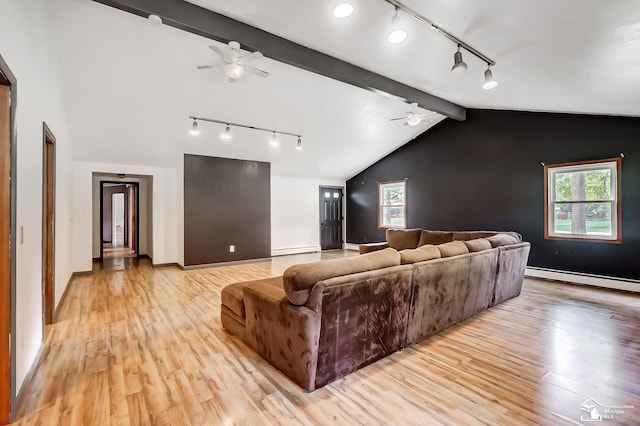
top-left (100, 181), bottom-right (139, 262)
top-left (42, 123), bottom-right (55, 326)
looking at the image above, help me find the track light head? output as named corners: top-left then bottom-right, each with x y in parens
top-left (388, 7), bottom-right (407, 44)
top-left (189, 120), bottom-right (199, 136)
top-left (220, 124), bottom-right (231, 140)
top-left (483, 65), bottom-right (498, 90)
top-left (296, 137), bottom-right (303, 150)
top-left (451, 46), bottom-right (467, 74)
top-left (270, 131), bottom-right (279, 146)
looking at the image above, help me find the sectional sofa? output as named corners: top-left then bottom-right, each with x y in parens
top-left (220, 229), bottom-right (530, 391)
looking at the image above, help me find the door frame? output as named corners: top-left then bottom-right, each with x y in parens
top-left (319, 185), bottom-right (344, 250)
top-left (0, 53), bottom-right (18, 423)
top-left (42, 123), bottom-right (56, 326)
top-left (99, 181), bottom-right (139, 259)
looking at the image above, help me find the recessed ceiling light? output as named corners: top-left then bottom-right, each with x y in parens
top-left (333, 3), bottom-right (354, 19)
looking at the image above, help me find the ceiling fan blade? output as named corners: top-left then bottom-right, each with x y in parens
top-left (245, 66), bottom-right (269, 78)
top-left (228, 77), bottom-right (238, 83)
top-left (208, 44), bottom-right (227, 58)
top-left (196, 65), bottom-right (217, 70)
top-left (390, 117), bottom-right (406, 121)
top-left (238, 51), bottom-right (263, 64)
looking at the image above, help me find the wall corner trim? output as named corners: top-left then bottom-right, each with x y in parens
top-left (525, 267), bottom-right (639, 293)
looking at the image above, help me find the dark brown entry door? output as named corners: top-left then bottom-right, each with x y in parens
top-left (319, 187), bottom-right (343, 250)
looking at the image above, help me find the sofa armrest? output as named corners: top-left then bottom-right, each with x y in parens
top-left (358, 242), bottom-right (389, 254)
top-left (243, 281), bottom-right (321, 391)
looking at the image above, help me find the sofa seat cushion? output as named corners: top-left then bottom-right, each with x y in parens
top-left (437, 241), bottom-right (469, 258)
top-left (418, 230), bottom-right (454, 247)
top-left (284, 248), bottom-right (401, 305)
top-left (221, 276), bottom-right (283, 318)
top-left (487, 233), bottom-right (518, 248)
top-left (399, 245), bottom-right (441, 264)
top-left (386, 229), bottom-right (422, 250)
top-left (463, 238), bottom-right (492, 252)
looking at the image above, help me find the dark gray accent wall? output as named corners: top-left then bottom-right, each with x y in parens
top-left (184, 154), bottom-right (270, 266)
top-left (347, 109), bottom-right (640, 281)
top-left (91, 0), bottom-right (465, 121)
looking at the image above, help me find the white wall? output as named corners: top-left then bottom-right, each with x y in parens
top-left (0, 0), bottom-right (75, 399)
top-left (271, 176), bottom-right (345, 256)
top-left (74, 161), bottom-right (178, 272)
top-left (91, 175), bottom-right (152, 258)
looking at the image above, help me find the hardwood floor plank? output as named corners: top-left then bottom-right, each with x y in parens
top-left (12, 252), bottom-right (640, 425)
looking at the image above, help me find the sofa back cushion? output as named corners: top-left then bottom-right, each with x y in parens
top-left (453, 230), bottom-right (522, 242)
top-left (463, 238), bottom-right (492, 252)
top-left (283, 248), bottom-right (401, 305)
top-left (399, 244), bottom-right (441, 264)
top-left (486, 233), bottom-right (518, 247)
top-left (386, 229), bottom-right (422, 250)
top-left (418, 230), bottom-right (454, 247)
top-left (437, 241), bottom-right (469, 258)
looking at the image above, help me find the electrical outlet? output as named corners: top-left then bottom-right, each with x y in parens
top-left (229, 245), bottom-right (235, 253)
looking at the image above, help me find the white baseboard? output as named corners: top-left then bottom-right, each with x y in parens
top-left (271, 246), bottom-right (321, 257)
top-left (525, 267), bottom-right (639, 293)
top-left (344, 243), bottom-right (360, 251)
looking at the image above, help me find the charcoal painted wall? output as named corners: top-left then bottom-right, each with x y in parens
top-left (347, 109), bottom-right (640, 281)
top-left (184, 154), bottom-right (271, 266)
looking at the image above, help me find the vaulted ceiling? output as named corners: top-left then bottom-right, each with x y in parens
top-left (54, 0), bottom-right (640, 180)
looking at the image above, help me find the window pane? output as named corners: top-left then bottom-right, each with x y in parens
top-left (333, 192), bottom-right (339, 198)
top-left (382, 185), bottom-right (405, 205)
top-left (554, 202), bottom-right (612, 235)
top-left (555, 169), bottom-right (611, 202)
top-left (324, 192), bottom-right (331, 198)
top-left (381, 206), bottom-right (405, 227)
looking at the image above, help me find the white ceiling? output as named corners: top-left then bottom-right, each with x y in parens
top-left (53, 0), bottom-right (640, 180)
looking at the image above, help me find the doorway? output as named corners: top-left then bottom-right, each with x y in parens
top-left (319, 186), bottom-right (344, 250)
top-left (100, 181), bottom-right (139, 269)
top-left (42, 124), bottom-right (55, 326)
top-left (0, 54), bottom-right (16, 424)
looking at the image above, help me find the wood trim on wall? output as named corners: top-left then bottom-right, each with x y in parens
top-left (543, 157), bottom-right (622, 244)
top-left (0, 52), bottom-right (18, 423)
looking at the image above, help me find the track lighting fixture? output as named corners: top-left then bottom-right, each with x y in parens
top-left (388, 7), bottom-right (407, 44)
top-left (189, 120), bottom-right (199, 136)
top-left (333, 3), bottom-right (354, 18)
top-left (482, 64), bottom-right (498, 90)
top-left (220, 124), bottom-right (231, 140)
top-left (270, 131), bottom-right (279, 147)
top-left (451, 45), bottom-right (467, 74)
top-left (378, 0), bottom-right (496, 89)
top-left (188, 116), bottom-right (302, 149)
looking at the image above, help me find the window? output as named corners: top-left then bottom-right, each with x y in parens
top-left (379, 180), bottom-right (406, 228)
top-left (545, 158), bottom-right (621, 243)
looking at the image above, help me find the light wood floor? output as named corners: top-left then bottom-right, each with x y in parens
top-left (14, 251), bottom-right (640, 425)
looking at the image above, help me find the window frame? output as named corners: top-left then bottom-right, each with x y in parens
top-left (544, 157), bottom-right (622, 244)
top-left (378, 179), bottom-right (407, 229)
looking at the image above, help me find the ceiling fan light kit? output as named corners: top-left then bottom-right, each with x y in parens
top-left (197, 41), bottom-right (269, 83)
top-left (188, 116), bottom-right (302, 151)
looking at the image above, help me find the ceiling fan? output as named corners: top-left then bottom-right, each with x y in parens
top-left (197, 41), bottom-right (269, 83)
top-left (390, 103), bottom-right (435, 126)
